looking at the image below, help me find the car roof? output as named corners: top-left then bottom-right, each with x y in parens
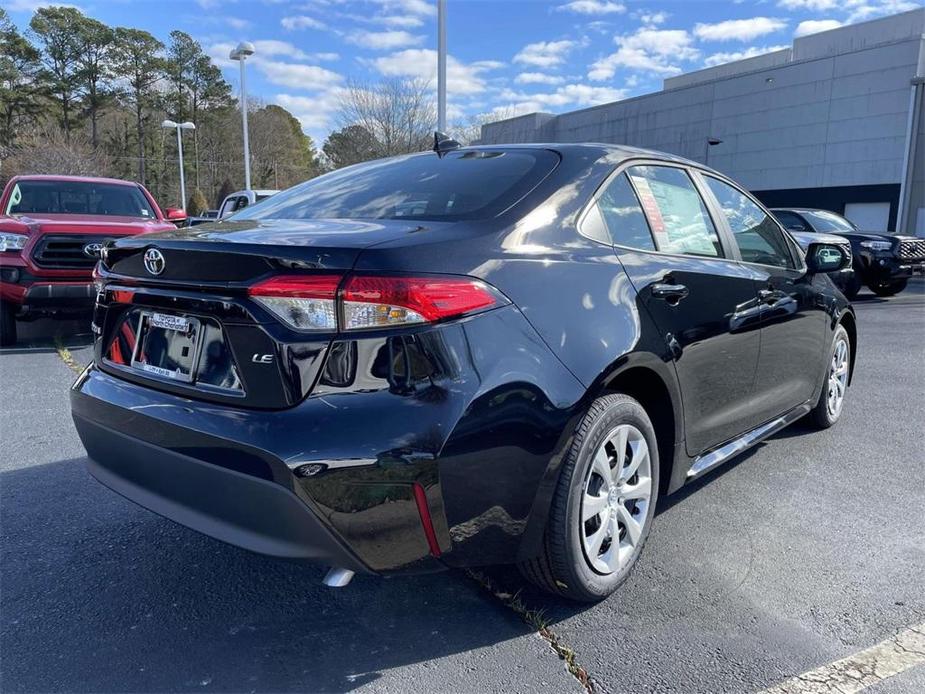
top-left (12, 174), bottom-right (140, 187)
top-left (471, 142), bottom-right (705, 169)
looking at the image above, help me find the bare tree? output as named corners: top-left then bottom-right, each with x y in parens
top-left (4, 123), bottom-right (113, 176)
top-left (335, 77), bottom-right (435, 159)
top-left (452, 106), bottom-right (522, 146)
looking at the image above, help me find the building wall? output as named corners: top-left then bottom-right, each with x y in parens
top-left (480, 9), bottom-right (925, 234)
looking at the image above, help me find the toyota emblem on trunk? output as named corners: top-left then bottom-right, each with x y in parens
top-left (143, 248), bottom-right (166, 275)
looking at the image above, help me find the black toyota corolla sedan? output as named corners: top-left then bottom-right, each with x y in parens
top-left (71, 143), bottom-right (856, 602)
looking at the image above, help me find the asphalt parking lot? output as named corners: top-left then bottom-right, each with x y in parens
top-left (2, 280), bottom-right (923, 693)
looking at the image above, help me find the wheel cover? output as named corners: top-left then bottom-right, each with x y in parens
top-left (580, 424), bottom-right (652, 575)
top-left (827, 337), bottom-right (849, 418)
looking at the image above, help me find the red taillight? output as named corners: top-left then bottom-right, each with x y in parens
top-left (247, 273), bottom-right (505, 332)
top-left (342, 275), bottom-right (503, 330)
top-left (248, 275), bottom-right (341, 331)
top-left (248, 275), bottom-right (341, 300)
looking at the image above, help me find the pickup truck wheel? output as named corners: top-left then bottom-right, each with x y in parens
top-left (810, 325), bottom-right (850, 429)
top-left (869, 279), bottom-right (906, 297)
top-left (0, 302), bottom-right (17, 347)
top-left (519, 394), bottom-right (659, 602)
top-left (842, 273), bottom-right (860, 300)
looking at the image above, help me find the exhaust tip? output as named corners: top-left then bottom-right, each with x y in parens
top-left (323, 567), bottom-right (355, 588)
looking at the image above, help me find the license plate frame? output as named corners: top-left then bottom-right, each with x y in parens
top-left (129, 311), bottom-right (204, 384)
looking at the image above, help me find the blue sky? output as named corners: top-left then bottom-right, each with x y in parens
top-left (7, 0), bottom-right (922, 144)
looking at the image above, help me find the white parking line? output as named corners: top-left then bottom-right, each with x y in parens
top-left (761, 623), bottom-right (925, 693)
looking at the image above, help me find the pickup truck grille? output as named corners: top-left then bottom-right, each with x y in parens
top-left (897, 239), bottom-right (925, 261)
top-left (31, 235), bottom-right (113, 269)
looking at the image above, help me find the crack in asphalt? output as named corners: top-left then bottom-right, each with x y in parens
top-left (464, 569), bottom-right (596, 693)
top-left (760, 622), bottom-right (925, 693)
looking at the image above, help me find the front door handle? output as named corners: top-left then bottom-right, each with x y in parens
top-left (757, 288), bottom-right (777, 303)
top-left (651, 283), bottom-right (689, 303)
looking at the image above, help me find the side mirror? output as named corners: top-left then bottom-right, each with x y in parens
top-left (806, 242), bottom-right (850, 274)
top-left (165, 207), bottom-right (187, 222)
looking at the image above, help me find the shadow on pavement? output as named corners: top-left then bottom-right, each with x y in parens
top-left (0, 457), bottom-right (537, 693)
top-left (0, 317), bottom-right (94, 353)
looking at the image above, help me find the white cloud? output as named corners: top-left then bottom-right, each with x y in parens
top-left (590, 28), bottom-right (699, 80)
top-left (256, 62), bottom-right (343, 91)
top-left (275, 91), bottom-right (344, 133)
top-left (694, 17), bottom-right (787, 42)
top-left (226, 17), bottom-right (251, 30)
top-left (703, 45), bottom-right (790, 67)
top-left (515, 72), bottom-right (566, 85)
top-left (513, 40), bottom-right (579, 68)
top-left (638, 11), bottom-right (668, 25)
top-left (499, 83), bottom-right (625, 113)
top-left (346, 30), bottom-right (424, 50)
top-left (369, 49), bottom-right (503, 95)
top-left (777, 0), bottom-right (918, 22)
top-left (556, 1), bottom-right (626, 15)
top-left (280, 15), bottom-right (326, 31)
top-left (794, 19), bottom-right (843, 36)
top-left (375, 15), bottom-right (424, 28)
top-left (372, 0), bottom-right (436, 17)
top-left (777, 0), bottom-right (838, 9)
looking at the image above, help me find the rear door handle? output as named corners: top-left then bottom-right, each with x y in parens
top-left (651, 283), bottom-right (689, 303)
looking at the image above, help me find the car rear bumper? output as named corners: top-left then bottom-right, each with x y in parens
top-left (75, 413), bottom-right (369, 571)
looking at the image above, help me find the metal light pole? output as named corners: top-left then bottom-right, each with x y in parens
top-left (704, 137), bottom-right (723, 167)
top-left (437, 0), bottom-right (447, 132)
top-left (161, 120), bottom-right (196, 211)
top-left (230, 41), bottom-right (255, 192)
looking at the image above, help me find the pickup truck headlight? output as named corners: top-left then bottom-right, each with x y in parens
top-left (0, 232), bottom-right (28, 252)
top-left (859, 240), bottom-right (892, 252)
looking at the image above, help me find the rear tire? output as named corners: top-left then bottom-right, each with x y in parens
top-left (0, 302), bottom-right (16, 347)
top-left (519, 394), bottom-right (660, 602)
top-left (809, 325), bottom-right (850, 429)
top-left (869, 279), bottom-right (906, 297)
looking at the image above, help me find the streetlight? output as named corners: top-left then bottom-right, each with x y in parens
top-left (161, 119), bottom-right (195, 211)
top-left (704, 137), bottom-right (723, 167)
top-left (230, 41), bottom-right (255, 192)
top-left (437, 0), bottom-right (446, 132)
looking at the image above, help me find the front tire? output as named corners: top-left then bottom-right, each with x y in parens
top-left (0, 302), bottom-right (16, 347)
top-left (809, 325), bottom-right (850, 429)
top-left (520, 394), bottom-right (660, 602)
top-left (869, 279), bottom-right (906, 297)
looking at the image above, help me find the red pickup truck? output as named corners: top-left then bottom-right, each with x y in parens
top-left (0, 175), bottom-right (185, 346)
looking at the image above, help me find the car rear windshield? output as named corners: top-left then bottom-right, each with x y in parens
top-left (801, 210), bottom-right (857, 233)
top-left (233, 149), bottom-right (559, 222)
top-left (6, 180), bottom-right (156, 218)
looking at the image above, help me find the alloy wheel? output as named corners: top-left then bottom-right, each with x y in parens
top-left (827, 338), bottom-right (849, 418)
top-left (580, 424), bottom-right (652, 575)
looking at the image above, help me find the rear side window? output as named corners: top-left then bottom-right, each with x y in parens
top-left (773, 211), bottom-right (807, 231)
top-left (233, 150), bottom-right (559, 222)
top-left (626, 166), bottom-right (723, 258)
top-left (704, 176), bottom-right (794, 268)
top-left (597, 173), bottom-right (655, 251)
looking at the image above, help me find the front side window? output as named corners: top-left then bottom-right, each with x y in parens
top-left (704, 176), bottom-right (794, 269)
top-left (597, 173), bottom-right (655, 251)
top-left (6, 180), bottom-right (155, 218)
top-left (626, 165), bottom-right (723, 258)
top-left (233, 149), bottom-right (559, 222)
